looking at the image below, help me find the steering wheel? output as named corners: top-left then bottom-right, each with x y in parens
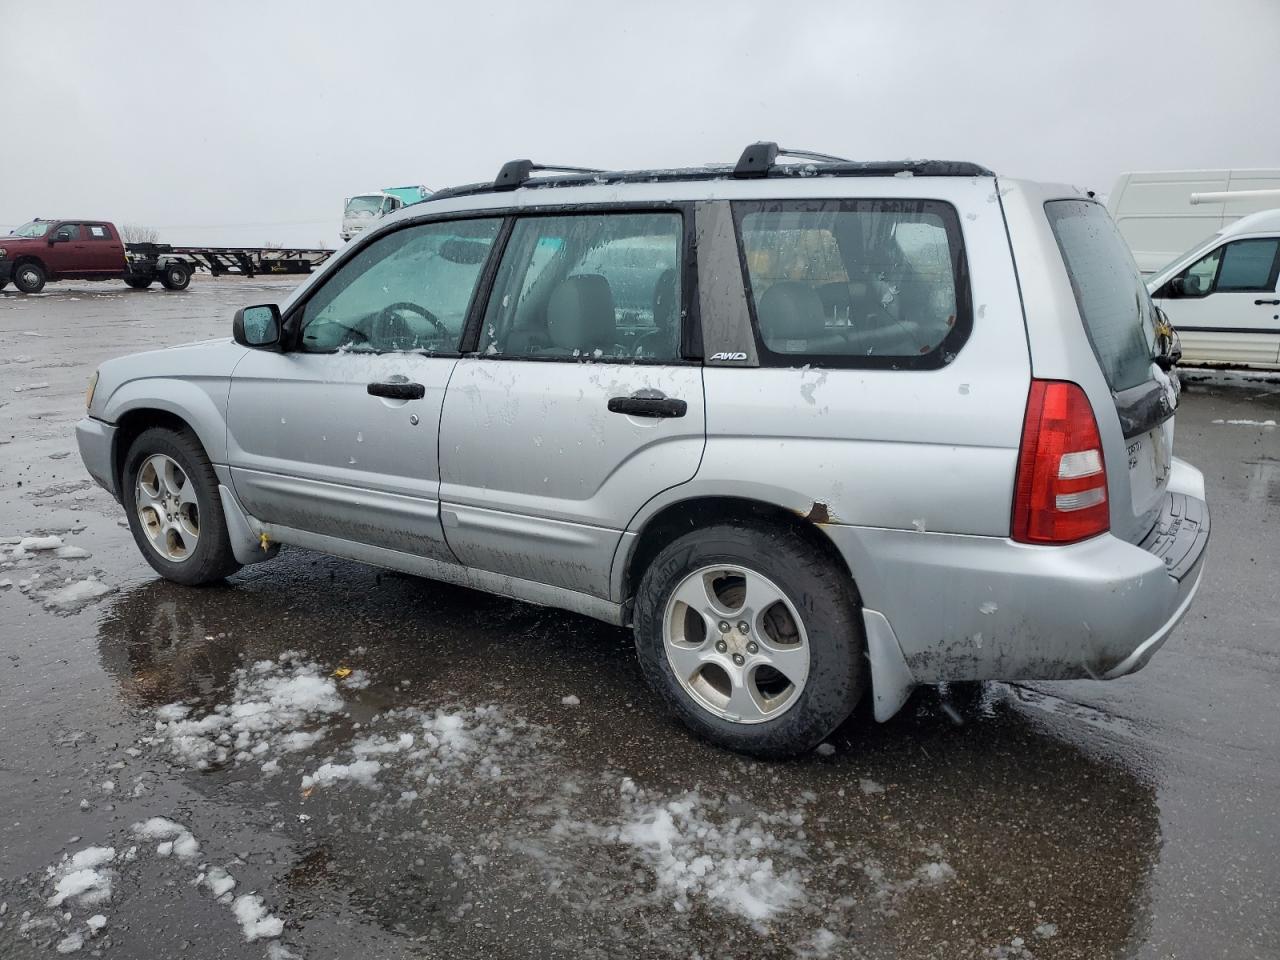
top-left (374, 301), bottom-right (447, 348)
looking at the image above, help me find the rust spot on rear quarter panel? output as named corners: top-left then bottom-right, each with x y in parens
top-left (803, 501), bottom-right (832, 524)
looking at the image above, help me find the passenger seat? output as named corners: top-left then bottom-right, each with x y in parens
top-left (543, 274), bottom-right (619, 356)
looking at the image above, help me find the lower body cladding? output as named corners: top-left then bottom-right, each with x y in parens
top-left (831, 456), bottom-right (1210, 720)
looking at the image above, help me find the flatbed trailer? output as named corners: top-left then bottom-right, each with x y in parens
top-left (127, 243), bottom-right (335, 278)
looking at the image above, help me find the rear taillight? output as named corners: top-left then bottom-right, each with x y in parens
top-left (1012, 379), bottom-right (1109, 544)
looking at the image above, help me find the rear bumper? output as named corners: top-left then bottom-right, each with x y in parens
top-left (826, 458), bottom-right (1210, 688)
top-left (76, 416), bottom-right (118, 500)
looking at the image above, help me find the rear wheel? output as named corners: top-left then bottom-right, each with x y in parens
top-left (633, 522), bottom-right (865, 758)
top-left (122, 427), bottom-right (240, 585)
top-left (13, 262), bottom-right (46, 293)
top-left (124, 277), bottom-right (153, 290)
top-left (159, 264), bottom-right (191, 291)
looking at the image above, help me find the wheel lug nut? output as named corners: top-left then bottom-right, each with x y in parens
top-left (718, 621), bottom-right (731, 633)
top-left (737, 621), bottom-right (750, 634)
top-left (747, 642), bottom-right (758, 654)
top-left (715, 640), bottom-right (728, 653)
top-left (732, 653), bottom-right (745, 666)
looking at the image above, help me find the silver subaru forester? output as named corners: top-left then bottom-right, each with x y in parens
top-left (77, 143), bottom-right (1209, 757)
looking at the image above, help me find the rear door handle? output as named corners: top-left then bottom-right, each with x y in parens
top-left (1254, 298), bottom-right (1280, 305)
top-left (607, 395), bottom-right (687, 418)
top-left (367, 381), bottom-right (425, 400)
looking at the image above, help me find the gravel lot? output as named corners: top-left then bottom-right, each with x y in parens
top-left (1, 277), bottom-right (1276, 959)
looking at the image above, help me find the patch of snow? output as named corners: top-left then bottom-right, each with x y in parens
top-left (815, 742), bottom-right (835, 757)
top-left (53, 546), bottom-right (91, 560)
top-left (55, 931), bottom-right (84, 953)
top-left (12, 382), bottom-right (51, 393)
top-left (859, 778), bottom-right (886, 795)
top-left (560, 694), bottom-right (580, 707)
top-left (85, 914), bottom-right (107, 933)
top-left (979, 600), bottom-right (998, 615)
top-left (43, 578), bottom-right (112, 611)
top-left (203, 866), bottom-right (237, 899)
top-left (145, 654), bottom-right (343, 770)
top-left (301, 759), bottom-right (382, 790)
top-left (609, 789), bottom-right (807, 921)
top-left (132, 817), bottom-right (200, 859)
top-left (231, 894), bottom-right (284, 941)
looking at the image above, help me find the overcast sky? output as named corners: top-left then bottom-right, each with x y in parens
top-left (3, 0), bottom-right (1277, 248)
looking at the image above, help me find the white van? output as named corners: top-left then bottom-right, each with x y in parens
top-left (1147, 208), bottom-right (1280, 369)
top-left (1107, 169), bottom-right (1280, 274)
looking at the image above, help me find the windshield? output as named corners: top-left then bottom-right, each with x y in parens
top-left (344, 196), bottom-right (384, 217)
top-left (12, 221), bottom-right (51, 238)
top-left (1150, 230), bottom-right (1226, 281)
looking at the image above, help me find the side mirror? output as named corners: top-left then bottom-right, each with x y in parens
top-left (50, 234), bottom-right (69, 244)
top-left (233, 304), bottom-right (283, 350)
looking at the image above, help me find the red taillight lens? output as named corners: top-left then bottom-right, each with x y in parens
top-left (1012, 379), bottom-right (1109, 544)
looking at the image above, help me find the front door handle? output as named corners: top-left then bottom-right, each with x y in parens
top-left (1254, 298), bottom-right (1280, 305)
top-left (607, 395), bottom-right (687, 418)
top-left (368, 381), bottom-right (425, 400)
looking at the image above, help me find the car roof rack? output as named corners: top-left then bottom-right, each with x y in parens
top-left (493, 159), bottom-right (605, 191)
top-left (426, 143), bottom-right (993, 203)
top-left (733, 141), bottom-right (851, 178)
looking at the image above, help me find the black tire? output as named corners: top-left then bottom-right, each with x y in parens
top-left (13, 262), bottom-right (46, 293)
top-left (122, 426), bottom-right (241, 586)
top-left (125, 277), bottom-right (153, 290)
top-left (0, 281), bottom-right (8, 291)
top-left (159, 264), bottom-right (191, 291)
top-left (634, 522), bottom-right (865, 758)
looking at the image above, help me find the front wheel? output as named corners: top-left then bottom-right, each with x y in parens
top-left (122, 427), bottom-right (241, 585)
top-left (13, 262), bottom-right (46, 293)
top-left (633, 523), bottom-right (865, 758)
top-left (124, 277), bottom-right (153, 290)
top-left (159, 264), bottom-right (191, 291)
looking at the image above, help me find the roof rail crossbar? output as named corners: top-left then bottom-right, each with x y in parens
top-left (493, 159), bottom-right (604, 191)
top-left (733, 141), bottom-right (851, 178)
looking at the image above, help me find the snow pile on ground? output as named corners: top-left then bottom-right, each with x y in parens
top-left (45, 846), bottom-right (116, 907)
top-left (231, 893), bottom-right (286, 941)
top-left (299, 703), bottom-right (540, 794)
top-left (145, 652), bottom-right (345, 771)
top-left (15, 818), bottom-right (287, 952)
top-left (602, 781), bottom-right (807, 921)
top-left (43, 577), bottom-right (113, 611)
top-left (133, 817), bottom-right (201, 859)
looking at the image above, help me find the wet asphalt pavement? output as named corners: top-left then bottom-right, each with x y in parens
top-left (0, 277), bottom-right (1276, 960)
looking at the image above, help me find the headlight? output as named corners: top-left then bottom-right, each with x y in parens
top-left (86, 371), bottom-right (98, 411)
top-left (0, 248), bottom-right (7, 259)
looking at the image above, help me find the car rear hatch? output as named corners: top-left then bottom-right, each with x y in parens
top-left (1041, 198), bottom-right (1180, 547)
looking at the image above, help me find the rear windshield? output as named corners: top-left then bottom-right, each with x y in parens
top-left (1045, 200), bottom-right (1156, 391)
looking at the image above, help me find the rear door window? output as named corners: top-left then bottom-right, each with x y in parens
top-left (478, 212), bottom-right (684, 361)
top-left (733, 200), bottom-right (970, 368)
top-left (1045, 200), bottom-right (1157, 391)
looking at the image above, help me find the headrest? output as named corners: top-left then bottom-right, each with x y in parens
top-left (547, 274), bottom-right (616, 352)
top-left (757, 281), bottom-right (827, 340)
top-left (653, 268), bottom-right (678, 331)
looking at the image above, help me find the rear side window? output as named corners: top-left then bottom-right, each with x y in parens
top-left (88, 224), bottom-right (109, 239)
top-left (479, 212), bottom-right (684, 362)
top-left (1045, 200), bottom-right (1156, 392)
top-left (734, 199), bottom-right (970, 368)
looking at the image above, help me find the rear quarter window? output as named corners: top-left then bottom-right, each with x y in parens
top-left (733, 199), bottom-right (970, 369)
top-left (1045, 200), bottom-right (1156, 391)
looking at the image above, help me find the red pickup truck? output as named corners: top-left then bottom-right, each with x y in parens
top-left (0, 219), bottom-right (192, 294)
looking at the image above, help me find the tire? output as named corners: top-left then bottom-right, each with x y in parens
top-left (633, 522), bottom-right (865, 758)
top-left (125, 277), bottom-right (153, 290)
top-left (13, 262), bottom-right (46, 293)
top-left (122, 426), bottom-right (241, 586)
top-left (159, 264), bottom-right (191, 291)
top-left (0, 281), bottom-right (8, 291)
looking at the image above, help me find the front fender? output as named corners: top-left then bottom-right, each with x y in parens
top-left (100, 377), bottom-right (231, 465)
